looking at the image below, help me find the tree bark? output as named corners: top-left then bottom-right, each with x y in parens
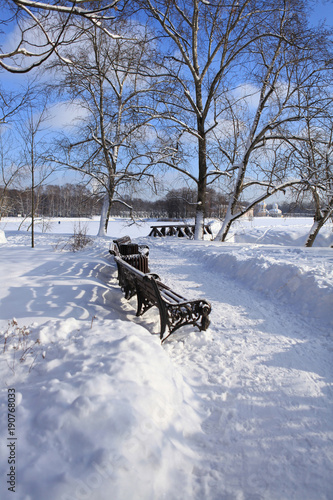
top-left (195, 117), bottom-right (207, 240)
top-left (98, 194), bottom-right (109, 237)
top-left (305, 205), bottom-right (332, 247)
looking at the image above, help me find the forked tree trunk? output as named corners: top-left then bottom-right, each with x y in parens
top-left (305, 210), bottom-right (332, 247)
top-left (215, 162), bottom-right (246, 242)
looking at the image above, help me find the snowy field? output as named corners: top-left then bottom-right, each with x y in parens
top-left (0, 216), bottom-right (332, 500)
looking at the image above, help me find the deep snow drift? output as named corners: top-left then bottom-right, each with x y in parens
top-left (0, 216), bottom-right (332, 500)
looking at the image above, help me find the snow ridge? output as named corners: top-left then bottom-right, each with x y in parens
top-left (152, 240), bottom-right (333, 329)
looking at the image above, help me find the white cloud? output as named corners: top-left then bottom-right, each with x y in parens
top-left (233, 83), bottom-right (260, 109)
top-left (48, 100), bottom-right (89, 130)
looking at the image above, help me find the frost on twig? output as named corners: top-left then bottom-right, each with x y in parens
top-left (1, 319), bottom-right (43, 375)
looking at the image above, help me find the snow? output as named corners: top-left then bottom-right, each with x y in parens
top-left (5, 319), bottom-right (201, 500)
top-left (0, 230), bottom-right (6, 243)
top-left (0, 216), bottom-right (332, 500)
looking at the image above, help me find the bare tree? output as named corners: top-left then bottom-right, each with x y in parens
top-left (134, 0), bottom-right (324, 239)
top-left (0, 0), bottom-right (124, 73)
top-left (285, 86), bottom-right (333, 246)
top-left (16, 97), bottom-right (55, 246)
top-left (0, 132), bottom-right (24, 217)
top-left (214, 3), bottom-right (332, 241)
top-left (50, 20), bottom-right (160, 235)
top-left (0, 83), bottom-right (37, 216)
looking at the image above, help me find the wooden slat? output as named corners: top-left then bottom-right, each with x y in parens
top-left (159, 287), bottom-right (186, 304)
top-left (115, 256), bottom-right (145, 278)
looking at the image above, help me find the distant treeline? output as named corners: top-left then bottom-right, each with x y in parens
top-left (0, 184), bottom-right (102, 218)
top-left (0, 184), bottom-right (315, 219)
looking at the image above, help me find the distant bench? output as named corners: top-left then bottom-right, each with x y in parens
top-left (112, 254), bottom-right (211, 343)
top-left (149, 224), bottom-right (213, 238)
top-left (110, 236), bottom-right (149, 273)
top-left (113, 236), bottom-right (149, 256)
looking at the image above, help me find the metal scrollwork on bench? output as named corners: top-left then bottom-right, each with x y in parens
top-left (165, 300), bottom-right (211, 338)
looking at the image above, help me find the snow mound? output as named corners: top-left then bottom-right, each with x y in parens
top-left (0, 318), bottom-right (202, 500)
top-left (210, 217), bottom-right (333, 247)
top-left (159, 241), bottom-right (333, 328)
top-left (207, 250), bottom-right (333, 327)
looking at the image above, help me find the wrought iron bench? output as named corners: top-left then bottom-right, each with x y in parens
top-left (114, 256), bottom-right (211, 343)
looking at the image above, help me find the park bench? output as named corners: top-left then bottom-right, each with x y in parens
top-left (113, 235), bottom-right (149, 256)
top-left (149, 223), bottom-right (213, 239)
top-left (114, 255), bottom-right (211, 343)
top-left (110, 238), bottom-right (149, 273)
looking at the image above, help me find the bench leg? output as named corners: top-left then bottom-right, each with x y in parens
top-left (161, 301), bottom-right (211, 342)
top-left (158, 305), bottom-right (168, 339)
top-left (136, 288), bottom-right (155, 317)
top-left (136, 288), bottom-right (168, 338)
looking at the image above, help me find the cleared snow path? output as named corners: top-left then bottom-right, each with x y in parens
top-left (147, 239), bottom-right (333, 500)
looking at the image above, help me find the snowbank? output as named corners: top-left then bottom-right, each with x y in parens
top-left (209, 217), bottom-right (333, 247)
top-left (151, 240), bottom-right (333, 328)
top-left (208, 247), bottom-right (333, 327)
top-left (0, 317), bottom-right (202, 500)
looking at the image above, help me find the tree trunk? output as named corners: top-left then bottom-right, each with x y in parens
top-left (305, 186), bottom-right (333, 247)
top-left (105, 197), bottom-right (112, 233)
top-left (305, 211), bottom-right (331, 247)
top-left (31, 138), bottom-right (35, 248)
top-left (98, 194), bottom-right (109, 237)
top-left (215, 162), bottom-right (247, 242)
top-left (195, 118), bottom-right (207, 240)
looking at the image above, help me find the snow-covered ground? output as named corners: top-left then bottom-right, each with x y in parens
top-left (0, 216), bottom-right (332, 500)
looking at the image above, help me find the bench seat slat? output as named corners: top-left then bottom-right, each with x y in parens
top-left (157, 281), bottom-right (186, 300)
top-left (159, 288), bottom-right (186, 304)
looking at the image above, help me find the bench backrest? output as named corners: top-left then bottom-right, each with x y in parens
top-left (122, 254), bottom-right (149, 273)
top-left (114, 256), bottom-right (160, 303)
top-left (119, 243), bottom-right (139, 255)
top-left (113, 236), bottom-right (141, 257)
top-left (114, 236), bottom-right (131, 247)
top-left (115, 256), bottom-right (188, 306)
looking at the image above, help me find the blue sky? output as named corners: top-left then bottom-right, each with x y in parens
top-left (1, 1), bottom-right (331, 89)
top-left (1, 1), bottom-right (332, 193)
top-left (311, 0), bottom-right (333, 25)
